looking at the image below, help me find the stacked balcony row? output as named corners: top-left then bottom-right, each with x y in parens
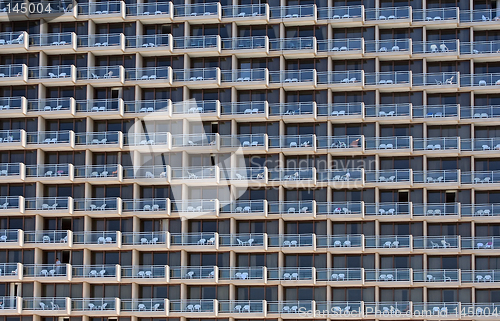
top-left (5, 32), bottom-right (500, 61)
top-left (3, 2), bottom-right (499, 27)
top-left (0, 295), bottom-right (498, 318)
top-left (2, 131), bottom-right (500, 153)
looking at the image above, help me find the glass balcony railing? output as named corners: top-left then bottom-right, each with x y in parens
top-left (25, 164), bottom-right (70, 177)
top-left (268, 267), bottom-right (314, 281)
top-left (121, 299), bottom-right (165, 312)
top-left (221, 36), bottom-right (267, 50)
top-left (462, 171), bottom-right (500, 184)
top-left (267, 301), bottom-right (313, 314)
top-left (0, 229), bottom-right (18, 243)
top-left (171, 199), bottom-right (217, 213)
top-left (122, 198), bottom-right (168, 212)
top-left (462, 270), bottom-right (500, 283)
top-left (317, 103), bottom-right (362, 116)
top-left (72, 265), bottom-right (117, 278)
top-left (221, 101), bottom-right (266, 115)
top-left (170, 232), bottom-right (217, 246)
top-left (413, 72), bottom-right (458, 86)
top-left (220, 134), bottom-right (265, 148)
top-left (270, 5), bottom-right (315, 19)
top-left (124, 99), bottom-right (169, 113)
top-left (173, 3), bottom-right (219, 17)
top-left (171, 166), bottom-right (216, 180)
top-left (316, 301), bottom-right (362, 315)
top-left (24, 230), bottom-right (68, 244)
top-left (222, 4), bottom-right (266, 18)
top-left (73, 198), bottom-right (117, 212)
top-left (77, 66), bottom-right (120, 80)
top-left (364, 136), bottom-right (411, 150)
top-left (413, 137), bottom-right (459, 151)
top-left (124, 132), bottom-right (168, 146)
top-left (268, 168), bottom-right (314, 182)
top-left (24, 264), bottom-right (67, 277)
top-left (219, 267), bottom-right (264, 280)
top-left (219, 233), bottom-right (265, 247)
top-left (173, 36), bottom-right (218, 49)
top-left (413, 7), bottom-right (458, 21)
top-left (30, 33), bottom-right (73, 47)
top-left (365, 104), bottom-right (411, 117)
top-left (0, 97), bottom-right (23, 110)
top-left (170, 299), bottom-right (215, 313)
top-left (413, 236), bottom-right (459, 249)
top-left (228, 167), bottom-right (266, 181)
top-left (414, 269), bottom-right (459, 282)
top-left (365, 301), bottom-right (411, 315)
top-left (173, 68), bottom-right (218, 82)
top-left (364, 202), bottom-right (411, 216)
top-left (269, 37), bottom-right (315, 51)
top-left (28, 98), bottom-right (71, 112)
top-left (317, 38), bottom-right (363, 53)
top-left (269, 134), bottom-right (314, 148)
top-left (125, 34), bottom-right (170, 48)
top-left (172, 133), bottom-right (216, 147)
top-left (0, 263), bottom-right (19, 276)
top-left (122, 231), bottom-right (167, 245)
top-left (23, 297), bottom-right (66, 311)
top-left (413, 170), bottom-right (459, 183)
top-left (365, 39), bottom-right (410, 53)
top-left (74, 165), bottom-right (119, 179)
top-left (78, 1), bottom-right (123, 15)
top-left (365, 6), bottom-right (410, 20)
top-left (73, 231), bottom-right (118, 244)
top-left (316, 202), bottom-right (363, 216)
top-left (268, 234), bottom-right (313, 247)
top-left (365, 71), bottom-right (410, 85)
top-left (126, 67), bottom-right (170, 81)
top-left (170, 266), bottom-right (215, 279)
top-left (29, 65), bottom-right (73, 80)
top-left (461, 9), bottom-right (500, 22)
top-left (365, 268), bottom-right (411, 282)
top-left (461, 105), bottom-right (500, 119)
top-left (0, 32), bottom-right (25, 46)
top-left (461, 40), bottom-right (500, 55)
top-left (76, 99), bottom-right (120, 112)
top-left (78, 34), bottom-right (122, 48)
top-left (221, 68), bottom-right (267, 83)
top-left (0, 163), bottom-right (21, 176)
top-left (219, 300), bottom-right (264, 313)
top-left (461, 138), bottom-right (500, 151)
top-left (220, 200), bottom-right (266, 214)
top-left (317, 70), bottom-right (363, 85)
top-left (317, 5), bottom-right (362, 20)
top-left (0, 64), bottom-right (24, 78)
top-left (268, 201), bottom-right (314, 215)
top-left (75, 131), bottom-right (120, 145)
top-left (127, 2), bottom-right (170, 16)
top-left (72, 298), bottom-right (116, 311)
top-left (461, 236), bottom-right (498, 250)
top-left (413, 40), bottom-right (457, 54)
top-left (0, 196), bottom-right (20, 211)
top-left (316, 234), bottom-right (363, 248)
top-left (365, 235), bottom-right (411, 248)
top-left (317, 268), bottom-right (362, 281)
top-left (461, 73), bottom-right (500, 87)
top-left (413, 104), bottom-right (458, 118)
top-left (461, 203), bottom-right (500, 217)
top-left (121, 265), bottom-right (165, 279)
top-left (413, 203), bottom-right (459, 216)
top-left (317, 169), bottom-right (363, 182)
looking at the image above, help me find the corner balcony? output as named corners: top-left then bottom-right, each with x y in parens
top-left (461, 73), bottom-right (500, 92)
top-left (268, 200), bottom-right (316, 218)
top-left (169, 299), bottom-right (216, 317)
top-left (170, 166), bottom-right (219, 185)
top-left (221, 68), bottom-right (269, 89)
top-left (413, 72), bottom-right (459, 92)
top-left (172, 35), bottom-right (221, 56)
top-left (365, 268), bottom-right (411, 284)
top-left (220, 134), bottom-right (267, 152)
top-left (219, 200), bottom-right (267, 218)
top-left (228, 167), bottom-right (268, 186)
top-left (170, 200), bottom-right (218, 218)
top-left (318, 5), bottom-right (363, 26)
top-left (74, 164), bottom-right (122, 183)
top-left (172, 133), bottom-right (218, 152)
top-left (0, 163), bottom-right (24, 182)
top-left (365, 39), bottom-right (411, 59)
top-left (171, 100), bottom-right (219, 118)
top-left (317, 70), bottom-right (364, 91)
top-left (24, 230), bottom-right (70, 247)
top-left (460, 9), bottom-right (500, 28)
top-left (28, 65), bottom-right (76, 86)
top-left (365, 170), bottom-right (412, 189)
top-left (413, 137), bottom-right (460, 155)
top-left (29, 33), bottom-right (76, 54)
top-left (317, 103), bottom-right (363, 120)
top-left (124, 99), bottom-right (171, 115)
top-left (125, 34), bottom-right (172, 55)
top-left (365, 235), bottom-right (411, 252)
top-left (72, 265), bottom-right (118, 282)
top-left (269, 5), bottom-right (316, 25)
top-left (412, 7), bottom-right (459, 28)
top-left (27, 98), bottom-right (74, 116)
top-left (268, 234), bottom-right (314, 251)
top-left (220, 101), bottom-right (268, 120)
top-left (365, 6), bottom-right (411, 27)
top-left (24, 197), bottom-right (72, 215)
top-left (221, 4), bottom-right (269, 24)
top-left (269, 102), bottom-right (316, 120)
top-left (317, 38), bottom-right (363, 58)
top-left (221, 36), bottom-right (269, 57)
top-left (412, 203), bottom-right (460, 220)
top-left (122, 165), bottom-right (169, 183)
top-left (268, 134), bottom-right (316, 154)
top-left (26, 131), bottom-right (73, 149)
top-left (365, 103), bottom-right (411, 121)
top-left (365, 71), bottom-right (411, 91)
top-left (125, 66), bottom-right (172, 87)
top-left (73, 198), bottom-right (121, 216)
top-left (460, 40), bottom-right (500, 60)
top-left (126, 1), bottom-right (173, 22)
top-left (412, 104), bottom-right (459, 122)
top-left (414, 269), bottom-right (459, 284)
top-left (316, 202), bottom-right (364, 218)
top-left (122, 199), bottom-right (169, 215)
top-left (0, 32), bottom-right (27, 53)
top-left (269, 69), bottom-right (317, 90)
top-left (364, 136), bottom-right (412, 155)
top-left (413, 40), bottom-right (458, 60)
top-left (77, 1), bottom-right (126, 21)
top-left (77, 33), bottom-right (125, 55)
top-left (364, 202), bottom-right (411, 218)
top-left (316, 135), bottom-right (364, 154)
top-left (172, 68), bottom-right (220, 88)
top-left (0, 129), bottom-right (24, 150)
top-left (0, 97), bottom-right (26, 117)
top-left (413, 236), bottom-right (460, 252)
top-left (0, 64), bottom-right (28, 85)
top-left (316, 268), bottom-right (363, 284)
top-left (77, 66), bottom-right (125, 86)
top-left (173, 2), bottom-right (221, 23)
top-left (269, 37), bottom-right (316, 58)
top-left (75, 131), bottom-right (123, 150)
top-left (413, 170), bottom-right (460, 187)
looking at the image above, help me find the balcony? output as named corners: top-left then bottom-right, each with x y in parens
top-left (220, 134), bottom-right (267, 151)
top-left (317, 103), bottom-right (363, 119)
top-left (316, 202), bottom-right (363, 217)
top-left (126, 1), bottom-right (173, 22)
top-left (462, 138), bottom-right (500, 152)
top-left (269, 102), bottom-right (315, 119)
top-left (316, 268), bottom-right (363, 282)
top-left (170, 199), bottom-right (218, 215)
top-left (316, 135), bottom-right (363, 153)
top-left (221, 4), bottom-right (269, 24)
top-left (268, 267), bottom-right (314, 282)
top-left (269, 70), bottom-right (317, 89)
top-left (461, 9), bottom-right (500, 27)
top-left (268, 200), bottom-right (315, 217)
top-left (365, 39), bottom-right (411, 59)
top-left (414, 269), bottom-right (459, 283)
top-left (125, 66), bottom-right (172, 87)
top-left (73, 231), bottom-right (120, 246)
top-left (124, 132), bottom-right (168, 149)
top-left (75, 131), bottom-right (122, 150)
top-left (413, 72), bottom-right (459, 91)
top-left (125, 34), bottom-right (172, 55)
top-left (219, 267), bottom-right (264, 281)
top-left (267, 300), bottom-right (313, 315)
top-left (172, 36), bottom-right (220, 56)
top-left (318, 5), bottom-right (363, 26)
top-left (171, 100), bottom-right (219, 117)
top-left (23, 297), bottom-right (66, 313)
top-left (172, 133), bottom-right (218, 151)
top-left (268, 234), bottom-right (314, 249)
top-left (317, 38), bottom-right (363, 57)
top-left (412, 302), bottom-right (459, 316)
top-left (462, 236), bottom-right (498, 250)
top-left (461, 105), bottom-right (500, 120)
top-left (413, 170), bottom-right (459, 185)
top-left (27, 131), bottom-right (72, 148)
top-left (121, 265), bottom-right (166, 279)
top-left (462, 270), bottom-right (500, 283)
top-left (365, 71), bottom-right (411, 91)
top-left (0, 32), bottom-right (27, 53)
top-left (27, 98), bottom-right (73, 115)
top-left (170, 299), bottom-right (215, 315)
top-left (0, 163), bottom-right (24, 181)
top-left (317, 234), bottom-right (363, 249)
top-left (462, 171), bottom-right (500, 186)
top-left (121, 299), bottom-right (166, 313)
top-left (0, 229), bottom-right (19, 244)
top-left (269, 5), bottom-right (316, 25)
top-left (24, 264), bottom-right (68, 278)
top-left (365, 302), bottom-right (411, 316)
top-left (461, 40), bottom-right (500, 59)
top-left (219, 200), bottom-right (267, 216)
top-left (413, 40), bottom-right (458, 60)
top-left (365, 268), bottom-right (411, 283)
top-left (316, 301), bottom-right (362, 316)
top-left (365, 235), bottom-right (411, 250)
top-left (122, 199), bottom-right (169, 214)
top-left (124, 99), bottom-right (170, 114)
top-left (173, 2), bottom-right (221, 23)
top-left (172, 68), bottom-right (220, 88)
top-left (76, 99), bottom-right (122, 115)
top-left (0, 64), bottom-right (27, 85)
top-left (365, 6), bottom-right (411, 26)
top-left (413, 236), bottom-right (460, 250)
top-left (24, 230), bottom-right (69, 245)
top-left (412, 104), bottom-right (459, 120)
top-left (122, 231), bottom-right (167, 246)
top-left (364, 136), bottom-right (411, 153)
top-left (170, 232), bottom-right (217, 247)
top-left (24, 197), bottom-right (71, 214)
top-left (221, 68), bottom-right (268, 88)
top-left (221, 36), bottom-right (269, 57)
top-left (170, 266), bottom-right (215, 280)
top-left (77, 65), bottom-right (124, 86)
top-left (77, 1), bottom-right (126, 21)
top-left (122, 165), bottom-right (169, 181)
top-left (71, 298), bottom-right (116, 312)
top-left (228, 168), bottom-right (267, 186)
top-left (461, 203), bottom-right (500, 217)
top-left (413, 203), bottom-right (459, 218)
top-left (29, 32), bottom-right (76, 53)
top-left (74, 164), bottom-right (121, 182)
top-left (0, 196), bottom-right (23, 214)
top-left (412, 7), bottom-right (459, 28)
top-left (219, 233), bottom-right (266, 249)
top-left (462, 73), bottom-right (500, 91)
top-left (170, 166), bottom-right (218, 185)
top-left (220, 101), bottom-right (267, 119)
top-left (317, 70), bottom-right (364, 90)
top-left (364, 202), bottom-right (411, 217)
top-left (269, 37), bottom-right (316, 57)
top-left (72, 265), bottom-right (117, 280)
top-left (365, 103), bottom-right (411, 119)
top-left (28, 65), bottom-right (76, 86)
top-left (317, 169), bottom-right (364, 185)
top-left (413, 137), bottom-right (460, 153)
top-left (73, 198), bottom-right (119, 214)
top-left (77, 33), bottom-right (125, 54)
top-left (269, 134), bottom-right (315, 153)
top-left (0, 263), bottom-right (20, 279)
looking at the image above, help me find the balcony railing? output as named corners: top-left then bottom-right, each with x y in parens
top-left (461, 105), bottom-right (500, 119)
top-left (126, 67), bottom-right (171, 82)
top-left (317, 70), bottom-right (363, 85)
top-left (173, 3), bottom-right (219, 17)
top-left (317, 5), bottom-right (363, 20)
top-left (24, 230), bottom-right (68, 244)
top-left (413, 137), bottom-right (459, 151)
top-left (72, 298), bottom-right (116, 311)
top-left (269, 134), bottom-right (314, 148)
top-left (461, 40), bottom-right (500, 55)
top-left (268, 267), bottom-right (314, 281)
top-left (121, 265), bottom-right (165, 279)
top-left (364, 136), bottom-right (411, 150)
top-left (121, 299), bottom-right (165, 312)
top-left (462, 171), bottom-right (500, 184)
top-left (77, 66), bottom-right (121, 80)
top-left (462, 138), bottom-right (500, 151)
top-left (461, 9), bottom-right (500, 22)
top-left (219, 267), bottom-right (264, 280)
top-left (462, 236), bottom-right (498, 250)
top-left (222, 4), bottom-right (266, 18)
top-left (221, 68), bottom-right (267, 83)
top-left (173, 36), bottom-right (218, 49)
top-left (316, 234), bottom-right (363, 248)
top-left (414, 269), bottom-right (459, 282)
top-left (127, 2), bottom-right (171, 16)
top-left (317, 38), bottom-right (363, 53)
top-left (365, 104), bottom-right (411, 117)
top-left (413, 72), bottom-right (458, 86)
top-left (270, 5), bottom-right (315, 19)
top-left (365, 6), bottom-right (411, 20)
top-left (78, 34), bottom-right (123, 49)
top-left (413, 40), bottom-right (458, 54)
top-left (170, 299), bottom-right (215, 313)
top-left (25, 164), bottom-right (70, 177)
top-left (24, 264), bottom-right (67, 277)
top-left (0, 32), bottom-right (25, 46)
top-left (268, 201), bottom-right (314, 215)
top-left (413, 236), bottom-right (459, 249)
top-left (365, 39), bottom-right (410, 53)
top-left (28, 98), bottom-right (71, 112)
top-left (23, 297), bottom-right (66, 311)
top-left (364, 202), bottom-right (411, 216)
top-left (0, 97), bottom-right (23, 111)
top-left (365, 235), bottom-right (411, 248)
top-left (413, 104), bottom-right (458, 118)
top-left (173, 68), bottom-right (218, 82)
top-left (317, 103), bottom-right (362, 116)
top-left (0, 163), bottom-right (21, 176)
top-left (316, 202), bottom-right (363, 216)
top-left (220, 134), bottom-right (266, 148)
top-left (73, 198), bottom-right (118, 212)
top-left (170, 232), bottom-right (217, 246)
top-left (30, 33), bottom-right (73, 47)
top-left (316, 268), bottom-right (363, 281)
top-left (365, 71), bottom-right (411, 85)
top-left (0, 64), bottom-right (25, 78)
top-left (170, 266), bottom-right (215, 279)
top-left (267, 300), bottom-right (313, 314)
top-left (365, 268), bottom-right (411, 282)
top-left (413, 170), bottom-right (459, 183)
top-left (221, 36), bottom-right (267, 50)
top-left (412, 7), bottom-right (458, 21)
top-left (125, 34), bottom-right (170, 48)
top-left (219, 300), bottom-right (264, 313)
top-left (462, 73), bottom-right (500, 87)
top-left (269, 37), bottom-right (315, 51)
top-left (268, 234), bottom-right (313, 247)
top-left (76, 99), bottom-right (120, 112)
top-left (220, 200), bottom-right (266, 214)
top-left (462, 270), bottom-right (500, 283)
top-left (122, 231), bottom-right (167, 245)
top-left (75, 131), bottom-right (120, 145)
top-left (78, 1), bottom-right (123, 15)
top-left (72, 265), bottom-right (117, 278)
top-left (413, 203), bottom-right (459, 216)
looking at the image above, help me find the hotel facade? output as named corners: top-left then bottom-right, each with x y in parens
top-left (0, 0), bottom-right (499, 320)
